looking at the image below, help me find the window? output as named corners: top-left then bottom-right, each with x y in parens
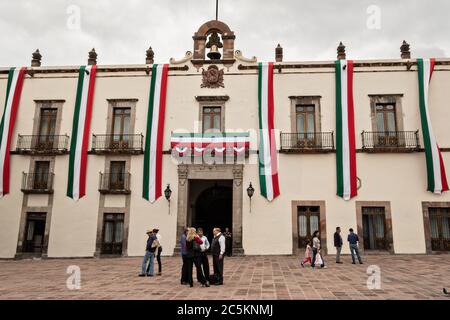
top-left (202, 106), bottom-right (222, 132)
top-left (375, 103), bottom-right (397, 133)
top-left (297, 206), bottom-right (320, 248)
top-left (109, 161), bottom-right (126, 190)
top-left (37, 108), bottom-right (57, 148)
top-left (111, 107), bottom-right (131, 147)
top-left (429, 208), bottom-right (450, 251)
top-left (362, 207), bottom-right (387, 250)
top-left (296, 105), bottom-right (315, 135)
top-left (101, 213), bottom-right (124, 255)
top-left (23, 213), bottom-right (46, 253)
top-left (33, 161), bottom-right (50, 190)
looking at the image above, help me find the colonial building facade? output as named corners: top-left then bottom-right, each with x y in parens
top-left (0, 20), bottom-right (449, 259)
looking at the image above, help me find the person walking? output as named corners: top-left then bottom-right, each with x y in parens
top-left (348, 228), bottom-right (363, 264)
top-left (334, 227), bottom-right (343, 264)
top-left (311, 230), bottom-right (325, 268)
top-left (197, 228), bottom-right (210, 282)
top-left (300, 239), bottom-right (312, 267)
top-left (224, 228), bottom-right (232, 257)
top-left (185, 228), bottom-right (209, 287)
top-left (180, 228), bottom-right (188, 284)
top-left (211, 227), bottom-right (226, 285)
top-left (139, 229), bottom-right (158, 277)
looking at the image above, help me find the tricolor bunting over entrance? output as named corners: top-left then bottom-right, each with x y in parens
top-left (0, 67), bottom-right (26, 197)
top-left (335, 60), bottom-right (357, 200)
top-left (143, 64), bottom-right (169, 203)
top-left (67, 65), bottom-right (97, 200)
top-left (417, 58), bottom-right (448, 194)
top-left (258, 62), bottom-right (280, 201)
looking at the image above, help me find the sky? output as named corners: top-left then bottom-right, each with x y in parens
top-left (0, 0), bottom-right (449, 67)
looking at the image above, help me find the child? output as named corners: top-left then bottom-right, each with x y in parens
top-left (301, 240), bottom-right (312, 267)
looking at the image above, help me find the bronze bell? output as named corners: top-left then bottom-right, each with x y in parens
top-left (207, 44), bottom-right (222, 60)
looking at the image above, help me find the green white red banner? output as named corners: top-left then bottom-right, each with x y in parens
top-left (67, 65), bottom-right (97, 200)
top-left (335, 60), bottom-right (357, 200)
top-left (417, 58), bottom-right (448, 194)
top-left (0, 67), bottom-right (26, 197)
top-left (258, 62), bottom-right (280, 201)
top-left (143, 64), bottom-right (169, 203)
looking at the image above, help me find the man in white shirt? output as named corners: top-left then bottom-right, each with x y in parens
top-left (197, 228), bottom-right (210, 281)
top-left (211, 227), bottom-right (226, 285)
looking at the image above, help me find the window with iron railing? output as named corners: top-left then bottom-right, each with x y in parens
top-left (361, 130), bottom-right (420, 151)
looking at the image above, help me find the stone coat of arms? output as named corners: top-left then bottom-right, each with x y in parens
top-left (201, 65), bottom-right (225, 88)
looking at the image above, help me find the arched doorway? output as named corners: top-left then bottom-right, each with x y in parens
top-left (190, 180), bottom-right (233, 243)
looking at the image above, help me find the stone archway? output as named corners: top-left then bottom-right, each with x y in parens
top-left (175, 164), bottom-right (244, 255)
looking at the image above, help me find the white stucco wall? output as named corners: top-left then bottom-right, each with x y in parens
top-left (0, 58), bottom-right (449, 258)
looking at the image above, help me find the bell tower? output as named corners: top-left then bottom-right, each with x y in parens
top-left (192, 20), bottom-right (236, 67)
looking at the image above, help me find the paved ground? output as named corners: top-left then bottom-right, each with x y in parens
top-left (0, 255), bottom-right (449, 300)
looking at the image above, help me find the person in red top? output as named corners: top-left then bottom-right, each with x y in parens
top-left (185, 227), bottom-right (209, 287)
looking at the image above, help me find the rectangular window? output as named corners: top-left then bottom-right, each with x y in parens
top-left (109, 161), bottom-right (126, 190)
top-left (375, 103), bottom-right (397, 133)
top-left (23, 212), bottom-right (46, 253)
top-left (202, 106), bottom-right (222, 132)
top-left (37, 108), bottom-right (57, 148)
top-left (111, 107), bottom-right (131, 147)
top-left (101, 213), bottom-right (124, 255)
top-left (362, 207), bottom-right (387, 250)
top-left (297, 206), bottom-right (320, 248)
top-left (33, 161), bottom-right (50, 190)
top-left (429, 207), bottom-right (450, 251)
top-left (296, 105), bottom-right (315, 135)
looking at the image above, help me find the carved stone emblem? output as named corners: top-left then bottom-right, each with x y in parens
top-left (201, 65), bottom-right (224, 88)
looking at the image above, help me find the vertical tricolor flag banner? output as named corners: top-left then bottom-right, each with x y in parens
top-left (0, 67), bottom-right (26, 197)
top-left (143, 64), bottom-right (169, 203)
top-left (335, 60), bottom-right (357, 200)
top-left (417, 58), bottom-right (448, 194)
top-left (67, 65), bottom-right (97, 200)
top-left (258, 62), bottom-right (280, 201)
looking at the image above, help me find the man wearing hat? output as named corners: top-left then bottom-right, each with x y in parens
top-left (139, 229), bottom-right (158, 277)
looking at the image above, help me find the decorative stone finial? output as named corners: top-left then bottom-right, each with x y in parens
top-left (88, 48), bottom-right (97, 65)
top-left (146, 46), bottom-right (154, 64)
top-left (275, 44), bottom-right (283, 62)
top-left (337, 42), bottom-right (346, 60)
top-left (31, 49), bottom-right (42, 67)
top-left (400, 40), bottom-right (411, 59)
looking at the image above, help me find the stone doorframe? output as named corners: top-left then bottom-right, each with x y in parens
top-left (355, 201), bottom-right (394, 255)
top-left (175, 164), bottom-right (244, 255)
top-left (291, 200), bottom-right (327, 256)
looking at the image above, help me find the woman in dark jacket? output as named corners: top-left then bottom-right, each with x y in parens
top-left (185, 228), bottom-right (209, 287)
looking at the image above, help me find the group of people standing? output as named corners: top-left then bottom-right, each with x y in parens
top-left (180, 227), bottom-right (226, 287)
top-left (301, 227), bottom-right (363, 268)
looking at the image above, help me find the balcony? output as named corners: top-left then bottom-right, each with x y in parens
top-left (280, 132), bottom-right (335, 153)
top-left (21, 172), bottom-right (54, 194)
top-left (16, 135), bottom-right (69, 155)
top-left (361, 131), bottom-right (420, 152)
top-left (91, 134), bottom-right (144, 154)
top-left (98, 172), bottom-right (131, 194)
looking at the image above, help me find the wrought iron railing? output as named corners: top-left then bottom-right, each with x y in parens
top-left (21, 172), bottom-right (54, 193)
top-left (98, 172), bottom-right (131, 193)
top-left (280, 132), bottom-right (334, 151)
top-left (16, 135), bottom-right (69, 153)
top-left (92, 134), bottom-right (144, 153)
top-left (361, 131), bottom-right (420, 150)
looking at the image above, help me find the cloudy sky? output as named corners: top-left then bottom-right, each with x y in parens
top-left (0, 0), bottom-right (449, 67)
